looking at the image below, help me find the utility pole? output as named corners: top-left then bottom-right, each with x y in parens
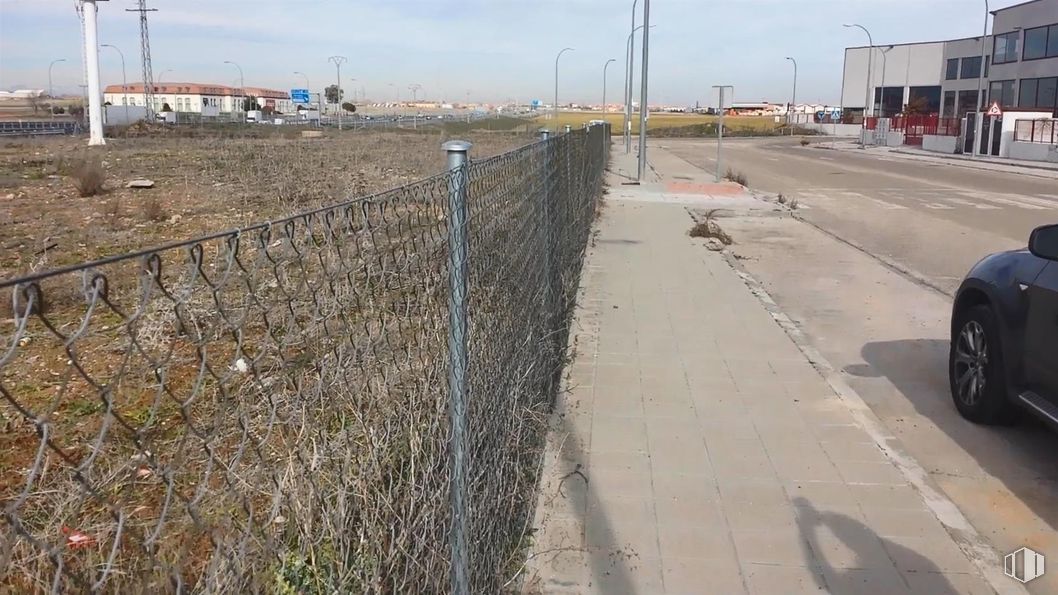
top-left (126, 0), bottom-right (157, 119)
top-left (79, 0), bottom-right (105, 146)
top-left (973, 0), bottom-right (990, 159)
top-left (636, 0), bottom-right (650, 181)
top-left (224, 60), bottom-right (244, 121)
top-left (785, 57), bottom-right (797, 130)
top-left (712, 85), bottom-right (734, 182)
top-left (329, 55), bottom-right (346, 130)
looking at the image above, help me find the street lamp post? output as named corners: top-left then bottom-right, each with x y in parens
top-left (879, 46), bottom-right (893, 117)
top-left (844, 23), bottom-right (874, 148)
top-left (101, 44), bottom-right (129, 124)
top-left (223, 60), bottom-right (244, 121)
top-left (712, 85), bottom-right (734, 182)
top-left (48, 59), bottom-right (67, 100)
top-left (973, 0), bottom-right (990, 158)
top-left (636, 0), bottom-right (651, 181)
top-left (625, 0), bottom-right (639, 152)
top-left (554, 47), bottom-right (574, 123)
top-left (328, 56), bottom-right (347, 130)
top-left (48, 58), bottom-right (66, 118)
top-left (785, 56), bottom-right (797, 130)
top-left (602, 58), bottom-right (616, 114)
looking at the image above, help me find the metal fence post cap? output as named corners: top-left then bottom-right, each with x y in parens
top-left (442, 140), bottom-right (473, 153)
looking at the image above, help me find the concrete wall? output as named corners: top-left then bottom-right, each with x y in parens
top-left (1009, 141), bottom-right (1058, 162)
top-left (999, 111), bottom-right (1055, 157)
top-left (800, 122), bottom-right (863, 136)
top-left (923, 134), bottom-right (959, 153)
top-left (104, 105), bottom-right (149, 125)
top-left (991, 0), bottom-right (1058, 87)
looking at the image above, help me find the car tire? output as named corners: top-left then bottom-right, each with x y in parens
top-left (949, 304), bottom-right (1017, 425)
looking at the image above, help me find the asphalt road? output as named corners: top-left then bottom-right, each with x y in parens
top-left (651, 138), bottom-right (1058, 593)
top-left (660, 137), bottom-right (1058, 295)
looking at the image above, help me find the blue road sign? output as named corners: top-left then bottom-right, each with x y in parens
top-left (290, 89), bottom-right (311, 104)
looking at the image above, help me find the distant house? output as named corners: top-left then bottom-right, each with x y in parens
top-left (727, 102), bottom-right (785, 116)
top-left (103, 82), bottom-right (294, 114)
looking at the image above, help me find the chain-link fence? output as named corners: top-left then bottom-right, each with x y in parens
top-left (0, 123), bottom-right (610, 593)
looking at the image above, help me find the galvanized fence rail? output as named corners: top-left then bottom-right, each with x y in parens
top-left (0, 123), bottom-right (610, 593)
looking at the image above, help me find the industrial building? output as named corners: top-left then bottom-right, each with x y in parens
top-left (102, 83), bottom-right (295, 116)
top-left (841, 0), bottom-right (1058, 119)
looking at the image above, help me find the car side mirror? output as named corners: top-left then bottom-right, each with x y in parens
top-left (1029, 224), bottom-right (1058, 261)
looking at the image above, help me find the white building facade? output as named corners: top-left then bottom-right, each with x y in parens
top-left (103, 83), bottom-right (295, 115)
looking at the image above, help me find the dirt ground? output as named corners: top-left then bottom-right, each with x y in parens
top-left (0, 126), bottom-right (530, 281)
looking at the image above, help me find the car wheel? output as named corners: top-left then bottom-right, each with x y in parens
top-left (949, 304), bottom-right (1016, 424)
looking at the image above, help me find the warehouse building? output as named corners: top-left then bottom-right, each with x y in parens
top-left (841, 0), bottom-right (1057, 119)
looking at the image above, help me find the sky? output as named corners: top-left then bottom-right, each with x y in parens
top-left (0, 0), bottom-right (1024, 106)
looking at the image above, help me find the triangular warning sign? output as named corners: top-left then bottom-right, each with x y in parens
top-left (986, 101), bottom-right (1003, 116)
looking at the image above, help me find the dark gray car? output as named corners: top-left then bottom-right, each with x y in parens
top-left (949, 224), bottom-right (1058, 426)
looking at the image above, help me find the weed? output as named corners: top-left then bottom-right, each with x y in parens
top-left (104, 197), bottom-right (121, 219)
top-left (689, 208), bottom-right (733, 245)
top-left (141, 197), bottom-right (166, 222)
top-left (800, 138), bottom-right (810, 146)
top-left (777, 194), bottom-right (787, 204)
top-left (724, 168), bottom-right (748, 187)
top-left (69, 157), bottom-right (105, 197)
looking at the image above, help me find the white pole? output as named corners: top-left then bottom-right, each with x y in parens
top-left (973, 0), bottom-right (989, 158)
top-left (83, 1), bottom-right (105, 146)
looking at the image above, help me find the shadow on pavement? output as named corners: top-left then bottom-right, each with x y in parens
top-left (851, 339), bottom-right (1058, 532)
top-left (523, 409), bottom-right (636, 593)
top-left (795, 497), bottom-right (958, 594)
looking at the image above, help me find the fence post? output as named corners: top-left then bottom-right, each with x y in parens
top-left (539, 128), bottom-right (557, 331)
top-left (442, 139), bottom-right (472, 595)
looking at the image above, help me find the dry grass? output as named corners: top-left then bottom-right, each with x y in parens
top-left (689, 208), bottom-right (733, 245)
top-left (0, 128), bottom-right (530, 281)
top-left (724, 168), bottom-right (748, 186)
top-left (69, 156), bottom-right (105, 197)
top-left (534, 111), bottom-right (779, 134)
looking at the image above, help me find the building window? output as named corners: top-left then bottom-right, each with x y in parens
top-left (908, 86), bottom-right (941, 114)
top-left (960, 56), bottom-right (982, 79)
top-left (956, 90), bottom-right (982, 116)
top-left (993, 31), bottom-right (1019, 64)
top-left (1018, 77), bottom-right (1058, 110)
top-left (989, 79), bottom-right (1015, 107)
top-left (945, 58), bottom-right (959, 80)
top-left (1024, 24), bottom-right (1058, 60)
top-left (984, 55), bottom-right (990, 77)
top-left (943, 91), bottom-right (956, 117)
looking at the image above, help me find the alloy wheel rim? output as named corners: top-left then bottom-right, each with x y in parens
top-left (954, 320), bottom-right (989, 406)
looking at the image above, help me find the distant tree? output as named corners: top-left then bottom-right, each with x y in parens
top-left (28, 95), bottom-right (43, 113)
top-left (903, 95), bottom-right (930, 115)
top-left (51, 106), bottom-right (66, 115)
top-left (325, 84), bottom-right (343, 104)
top-left (104, 101), bottom-right (112, 106)
top-left (69, 105), bottom-right (85, 118)
top-left (261, 105), bottom-right (275, 115)
top-left (160, 102), bottom-right (173, 113)
top-left (296, 104), bottom-right (307, 111)
top-left (242, 95), bottom-right (259, 111)
top-left (341, 102), bottom-right (356, 113)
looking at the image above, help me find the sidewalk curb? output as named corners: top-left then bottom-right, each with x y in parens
top-left (717, 246), bottom-right (1027, 595)
top-left (889, 148), bottom-right (1058, 176)
top-left (813, 143), bottom-right (1058, 180)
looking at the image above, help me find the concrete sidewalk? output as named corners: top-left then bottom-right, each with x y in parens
top-left (522, 148), bottom-right (1002, 594)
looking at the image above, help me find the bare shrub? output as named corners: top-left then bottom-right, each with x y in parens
top-left (724, 167), bottom-right (747, 187)
top-left (69, 156), bottom-right (105, 197)
top-left (689, 208), bottom-right (733, 245)
top-left (800, 138), bottom-right (810, 146)
top-left (141, 196), bottom-right (166, 222)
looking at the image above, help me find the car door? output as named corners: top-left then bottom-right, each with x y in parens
top-left (1025, 262), bottom-right (1058, 398)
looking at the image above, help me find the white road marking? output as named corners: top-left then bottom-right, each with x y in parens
top-left (922, 202), bottom-right (955, 210)
top-left (818, 156), bottom-right (834, 161)
top-left (960, 191), bottom-right (1051, 210)
top-left (838, 191), bottom-right (908, 210)
top-left (943, 196), bottom-right (1001, 210)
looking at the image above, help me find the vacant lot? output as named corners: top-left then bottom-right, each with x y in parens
top-left (0, 126), bottom-right (530, 281)
top-left (534, 110), bottom-right (779, 134)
